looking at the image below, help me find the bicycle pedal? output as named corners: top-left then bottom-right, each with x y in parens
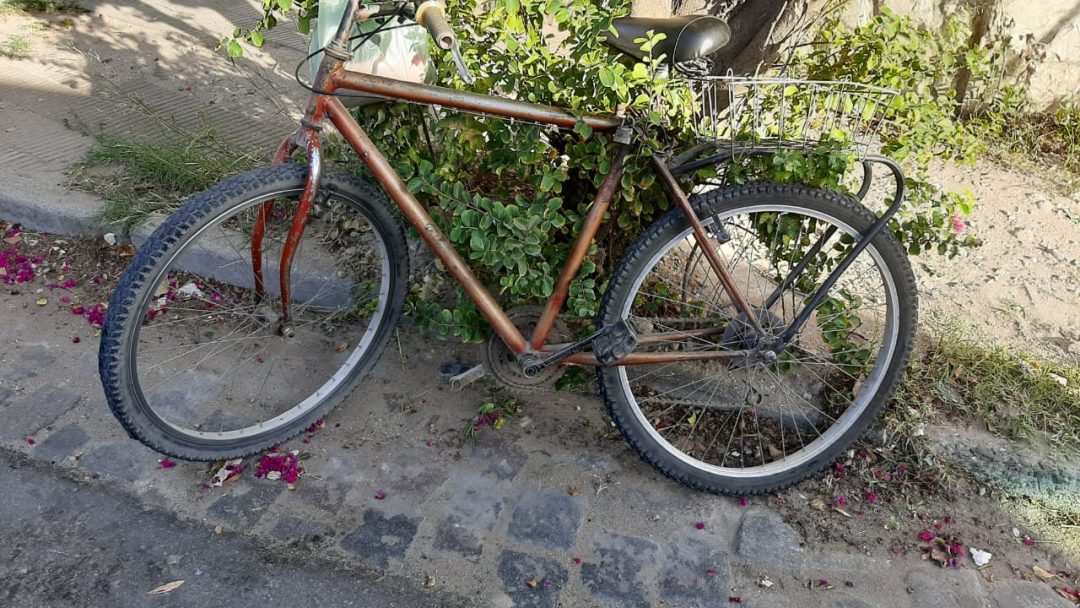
top-left (593, 319), bottom-right (639, 366)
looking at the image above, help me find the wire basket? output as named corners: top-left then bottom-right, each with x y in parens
top-left (687, 74), bottom-right (899, 160)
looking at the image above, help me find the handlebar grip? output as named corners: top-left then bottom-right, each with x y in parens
top-left (415, 1), bottom-right (455, 50)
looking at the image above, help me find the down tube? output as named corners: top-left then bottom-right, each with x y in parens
top-left (324, 97), bottom-right (530, 353)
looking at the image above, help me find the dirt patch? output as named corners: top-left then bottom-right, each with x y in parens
top-left (916, 160), bottom-right (1080, 363)
top-left (0, 220), bottom-right (132, 336)
top-left (766, 431), bottom-right (1079, 601)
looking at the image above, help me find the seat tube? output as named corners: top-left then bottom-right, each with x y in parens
top-left (530, 142), bottom-right (632, 350)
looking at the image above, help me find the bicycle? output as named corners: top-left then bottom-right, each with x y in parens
top-left (98, 0), bottom-right (917, 495)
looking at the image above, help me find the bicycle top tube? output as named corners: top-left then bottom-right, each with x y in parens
top-left (310, 0), bottom-right (623, 132)
top-left (330, 67), bottom-right (623, 132)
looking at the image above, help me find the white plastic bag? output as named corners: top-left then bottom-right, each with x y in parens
top-left (309, 0), bottom-right (434, 106)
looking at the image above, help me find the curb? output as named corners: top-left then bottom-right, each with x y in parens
top-left (0, 181), bottom-right (107, 237)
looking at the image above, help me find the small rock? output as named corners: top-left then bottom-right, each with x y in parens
top-left (969, 548), bottom-right (991, 567)
top-left (1047, 372), bottom-right (1067, 387)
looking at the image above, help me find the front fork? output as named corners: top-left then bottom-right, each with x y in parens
top-left (251, 123), bottom-right (324, 333)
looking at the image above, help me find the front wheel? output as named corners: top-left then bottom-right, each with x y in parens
top-left (597, 183), bottom-right (917, 495)
top-left (99, 164), bottom-right (408, 461)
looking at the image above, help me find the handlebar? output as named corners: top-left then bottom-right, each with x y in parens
top-left (412, 0), bottom-right (475, 84)
top-left (349, 0), bottom-right (474, 84)
top-left (415, 0), bottom-right (455, 50)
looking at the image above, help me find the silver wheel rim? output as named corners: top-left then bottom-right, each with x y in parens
top-left (126, 187), bottom-right (392, 442)
top-left (616, 203), bottom-right (900, 478)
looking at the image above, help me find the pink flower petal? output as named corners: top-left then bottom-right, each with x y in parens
top-left (374, 490), bottom-right (387, 500)
top-left (950, 215), bottom-right (966, 233)
top-left (160, 458), bottom-right (176, 469)
top-left (26, 437), bottom-right (35, 445)
top-left (694, 521), bottom-right (705, 530)
top-left (919, 530), bottom-right (934, 542)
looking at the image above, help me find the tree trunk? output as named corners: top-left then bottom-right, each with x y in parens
top-left (626, 0), bottom-right (815, 76)
top-left (952, 0), bottom-right (997, 118)
top-left (711, 1), bottom-right (809, 76)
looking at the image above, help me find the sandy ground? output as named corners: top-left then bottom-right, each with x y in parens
top-left (917, 160), bottom-right (1080, 362)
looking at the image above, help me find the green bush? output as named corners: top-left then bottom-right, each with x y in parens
top-left (359, 0), bottom-right (695, 340)
top-left (227, 2), bottom-right (1024, 340)
top-left (789, 7), bottom-right (997, 256)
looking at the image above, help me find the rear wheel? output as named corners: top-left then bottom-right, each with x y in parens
top-left (597, 183), bottom-right (916, 494)
top-left (99, 164), bottom-right (407, 461)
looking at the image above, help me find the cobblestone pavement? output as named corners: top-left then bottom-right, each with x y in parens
top-left (1, 290), bottom-right (1073, 608)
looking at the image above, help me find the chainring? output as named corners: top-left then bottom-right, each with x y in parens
top-left (484, 306), bottom-right (570, 393)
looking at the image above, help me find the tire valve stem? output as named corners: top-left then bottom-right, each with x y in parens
top-left (280, 323), bottom-right (296, 338)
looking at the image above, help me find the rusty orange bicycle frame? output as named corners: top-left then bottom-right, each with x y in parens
top-left (256, 46), bottom-right (758, 367)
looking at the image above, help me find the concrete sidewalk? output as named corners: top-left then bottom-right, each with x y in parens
top-left (0, 0), bottom-right (307, 235)
top-left (0, 1), bottom-right (1076, 607)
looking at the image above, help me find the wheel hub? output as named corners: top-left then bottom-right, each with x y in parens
top-left (721, 308), bottom-right (787, 368)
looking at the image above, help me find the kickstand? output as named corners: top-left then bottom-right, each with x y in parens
top-left (439, 363), bottom-right (486, 392)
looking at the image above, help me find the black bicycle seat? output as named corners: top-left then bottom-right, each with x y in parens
top-left (605, 15), bottom-right (730, 64)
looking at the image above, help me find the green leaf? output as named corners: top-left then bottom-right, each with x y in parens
top-left (249, 30), bottom-right (265, 47)
top-left (470, 231), bottom-right (485, 251)
top-left (226, 40), bottom-right (244, 58)
top-left (598, 67), bottom-right (615, 88)
top-left (277, 0), bottom-right (291, 10)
